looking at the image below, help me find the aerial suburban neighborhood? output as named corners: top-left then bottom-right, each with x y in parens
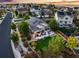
top-left (0, 3), bottom-right (79, 58)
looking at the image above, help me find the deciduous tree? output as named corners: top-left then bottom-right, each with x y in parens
top-left (65, 35), bottom-right (78, 48)
top-left (48, 19), bottom-right (58, 31)
top-left (18, 21), bottom-right (29, 37)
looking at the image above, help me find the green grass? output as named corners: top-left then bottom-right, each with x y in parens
top-left (36, 34), bottom-right (63, 51)
top-left (36, 36), bottom-right (52, 51)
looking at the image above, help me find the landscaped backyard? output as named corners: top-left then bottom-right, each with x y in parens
top-left (36, 34), bottom-right (63, 51)
top-left (30, 34), bottom-right (64, 57)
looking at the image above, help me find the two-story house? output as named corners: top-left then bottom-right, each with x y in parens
top-left (16, 7), bottom-right (28, 16)
top-left (28, 17), bottom-right (54, 40)
top-left (30, 6), bottom-right (41, 16)
top-left (55, 11), bottom-right (73, 28)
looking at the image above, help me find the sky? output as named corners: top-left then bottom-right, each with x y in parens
top-left (0, 0), bottom-right (79, 5)
top-left (15, 0), bottom-right (63, 3)
top-left (15, 0), bottom-right (79, 3)
top-left (0, 0), bottom-right (13, 2)
top-left (0, 0), bottom-right (78, 2)
top-left (14, 0), bottom-right (79, 4)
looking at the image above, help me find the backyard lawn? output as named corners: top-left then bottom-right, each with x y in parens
top-left (36, 36), bottom-right (52, 51)
top-left (36, 34), bottom-right (64, 51)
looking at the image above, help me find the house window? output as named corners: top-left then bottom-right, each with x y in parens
top-left (60, 25), bottom-right (63, 27)
top-left (37, 31), bottom-right (40, 33)
top-left (60, 21), bottom-right (62, 23)
top-left (65, 21), bottom-right (67, 24)
top-left (65, 17), bottom-right (68, 20)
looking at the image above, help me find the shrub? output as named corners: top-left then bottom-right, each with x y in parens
top-left (11, 32), bottom-right (19, 43)
top-left (11, 23), bottom-right (16, 30)
top-left (18, 21), bottom-right (29, 37)
top-left (48, 19), bottom-right (58, 31)
top-left (24, 15), bottom-right (30, 20)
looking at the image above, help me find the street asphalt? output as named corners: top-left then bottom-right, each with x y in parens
top-left (0, 12), bottom-right (14, 58)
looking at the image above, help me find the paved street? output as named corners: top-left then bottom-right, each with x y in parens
top-left (0, 12), bottom-right (14, 58)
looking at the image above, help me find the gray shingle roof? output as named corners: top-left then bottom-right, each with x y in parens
top-left (28, 17), bottom-right (48, 32)
top-left (57, 11), bottom-right (73, 17)
top-left (16, 7), bottom-right (27, 12)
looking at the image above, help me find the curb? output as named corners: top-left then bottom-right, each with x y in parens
top-left (11, 40), bottom-right (21, 58)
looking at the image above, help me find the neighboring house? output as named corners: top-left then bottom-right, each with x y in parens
top-left (63, 7), bottom-right (72, 12)
top-left (73, 11), bottom-right (79, 27)
top-left (74, 7), bottom-right (79, 11)
top-left (64, 7), bottom-right (73, 12)
top-left (17, 4), bottom-right (24, 9)
top-left (55, 11), bottom-right (73, 28)
top-left (16, 7), bottom-right (28, 16)
top-left (30, 6), bottom-right (52, 18)
top-left (0, 4), bottom-right (7, 9)
top-left (12, 5), bottom-right (17, 11)
top-left (39, 8), bottom-right (52, 18)
top-left (28, 17), bottom-right (54, 40)
top-left (30, 6), bottom-right (41, 16)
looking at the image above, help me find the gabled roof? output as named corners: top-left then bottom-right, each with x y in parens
top-left (57, 11), bottom-right (65, 15)
top-left (39, 8), bottom-right (52, 15)
top-left (56, 11), bottom-right (73, 17)
top-left (66, 12), bottom-right (72, 16)
top-left (16, 7), bottom-right (28, 12)
top-left (74, 7), bottom-right (79, 9)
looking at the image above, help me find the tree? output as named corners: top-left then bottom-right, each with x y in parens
top-left (59, 27), bottom-right (76, 34)
top-left (17, 14), bottom-right (23, 18)
top-left (18, 21), bottom-right (29, 37)
top-left (24, 15), bottom-right (30, 20)
top-left (0, 11), bottom-right (4, 18)
top-left (65, 35), bottom-right (78, 55)
top-left (47, 35), bottom-right (64, 57)
top-left (11, 23), bottom-right (16, 30)
top-left (72, 10), bottom-right (78, 15)
top-left (31, 41), bottom-right (37, 46)
top-left (11, 32), bottom-right (19, 43)
top-left (48, 19), bottom-right (58, 31)
top-left (73, 10), bottom-right (79, 27)
top-left (36, 35), bottom-right (64, 57)
top-left (65, 35), bottom-right (78, 48)
top-left (72, 10), bottom-right (79, 27)
top-left (48, 4), bottom-right (55, 9)
top-left (14, 10), bottom-right (18, 17)
top-left (28, 11), bottom-right (32, 16)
